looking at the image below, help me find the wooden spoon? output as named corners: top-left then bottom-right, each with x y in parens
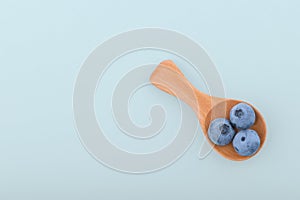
top-left (150, 60), bottom-right (267, 161)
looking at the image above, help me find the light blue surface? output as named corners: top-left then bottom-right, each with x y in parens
top-left (1, 0), bottom-right (300, 199)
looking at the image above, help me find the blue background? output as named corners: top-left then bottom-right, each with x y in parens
top-left (1, 0), bottom-right (300, 199)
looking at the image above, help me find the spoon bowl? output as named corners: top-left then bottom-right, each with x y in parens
top-left (150, 60), bottom-right (267, 161)
top-left (204, 99), bottom-right (266, 160)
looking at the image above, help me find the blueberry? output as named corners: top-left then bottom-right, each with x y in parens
top-left (208, 118), bottom-right (236, 146)
top-left (233, 129), bottom-right (260, 156)
top-left (230, 103), bottom-right (255, 129)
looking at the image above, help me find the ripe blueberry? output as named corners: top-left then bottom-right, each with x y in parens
top-left (208, 118), bottom-right (236, 146)
top-left (233, 129), bottom-right (260, 156)
top-left (230, 103), bottom-right (255, 130)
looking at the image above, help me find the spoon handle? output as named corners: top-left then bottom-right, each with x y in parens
top-left (150, 60), bottom-right (213, 120)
